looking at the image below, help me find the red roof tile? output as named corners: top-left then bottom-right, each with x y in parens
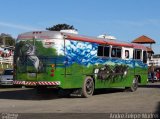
top-left (132, 35), bottom-right (156, 44)
top-left (146, 47), bottom-right (154, 53)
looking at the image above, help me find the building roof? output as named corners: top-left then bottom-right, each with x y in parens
top-left (132, 35), bottom-right (156, 44)
top-left (146, 47), bottom-right (154, 53)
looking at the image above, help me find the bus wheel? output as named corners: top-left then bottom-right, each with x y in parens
top-left (126, 77), bottom-right (138, 92)
top-left (81, 77), bottom-right (94, 98)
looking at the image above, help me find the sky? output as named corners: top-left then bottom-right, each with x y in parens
top-left (0, 0), bottom-right (160, 53)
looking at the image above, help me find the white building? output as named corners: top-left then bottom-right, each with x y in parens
top-left (147, 54), bottom-right (160, 67)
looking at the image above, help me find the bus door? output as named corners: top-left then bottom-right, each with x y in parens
top-left (122, 47), bottom-right (134, 79)
top-left (133, 49), bottom-right (147, 79)
top-left (63, 39), bottom-right (72, 77)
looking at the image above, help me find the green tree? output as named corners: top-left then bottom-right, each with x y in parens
top-left (35, 41), bottom-right (57, 56)
top-left (0, 33), bottom-right (15, 46)
top-left (46, 23), bottom-right (77, 31)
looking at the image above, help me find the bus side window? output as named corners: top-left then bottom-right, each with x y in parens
top-left (133, 49), bottom-right (142, 60)
top-left (143, 51), bottom-right (147, 63)
top-left (97, 45), bottom-right (110, 57)
top-left (117, 48), bottom-right (121, 58)
top-left (111, 47), bottom-right (121, 58)
top-left (125, 50), bottom-right (129, 59)
top-left (97, 46), bottom-right (103, 56)
top-left (111, 48), bottom-right (116, 57)
top-left (104, 46), bottom-right (110, 57)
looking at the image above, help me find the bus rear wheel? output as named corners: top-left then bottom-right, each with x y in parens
top-left (81, 77), bottom-right (94, 98)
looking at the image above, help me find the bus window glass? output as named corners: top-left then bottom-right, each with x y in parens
top-left (104, 46), bottom-right (110, 57)
top-left (111, 48), bottom-right (116, 57)
top-left (97, 46), bottom-right (110, 57)
top-left (117, 48), bottom-right (122, 58)
top-left (125, 50), bottom-right (129, 58)
top-left (134, 49), bottom-right (142, 60)
top-left (97, 46), bottom-right (103, 56)
top-left (137, 50), bottom-right (141, 59)
top-left (111, 47), bottom-right (121, 58)
top-left (143, 51), bottom-right (147, 63)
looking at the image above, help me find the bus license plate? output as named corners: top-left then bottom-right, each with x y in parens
top-left (28, 73), bottom-right (36, 77)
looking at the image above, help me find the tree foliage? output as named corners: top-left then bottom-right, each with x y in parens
top-left (0, 33), bottom-right (15, 46)
top-left (35, 41), bottom-right (57, 56)
top-left (46, 23), bottom-right (77, 31)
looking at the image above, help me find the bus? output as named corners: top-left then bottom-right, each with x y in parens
top-left (13, 31), bottom-right (148, 97)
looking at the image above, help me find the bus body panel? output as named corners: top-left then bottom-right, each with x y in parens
top-left (14, 31), bottom-right (148, 89)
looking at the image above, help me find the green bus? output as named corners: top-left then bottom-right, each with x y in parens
top-left (14, 31), bottom-right (148, 97)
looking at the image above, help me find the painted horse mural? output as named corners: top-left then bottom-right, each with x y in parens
top-left (95, 64), bottom-right (129, 81)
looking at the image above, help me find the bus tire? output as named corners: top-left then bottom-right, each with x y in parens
top-left (81, 76), bottom-right (94, 98)
top-left (125, 77), bottom-right (138, 92)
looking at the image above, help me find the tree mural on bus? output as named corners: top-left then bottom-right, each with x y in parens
top-left (35, 41), bottom-right (57, 56)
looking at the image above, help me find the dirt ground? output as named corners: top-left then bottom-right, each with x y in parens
top-left (0, 82), bottom-right (159, 118)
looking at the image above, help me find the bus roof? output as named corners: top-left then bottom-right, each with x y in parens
top-left (64, 33), bottom-right (147, 50)
top-left (17, 31), bottom-right (147, 50)
top-left (17, 31), bottom-right (63, 39)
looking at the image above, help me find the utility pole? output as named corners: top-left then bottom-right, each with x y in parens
top-left (2, 36), bottom-right (6, 46)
